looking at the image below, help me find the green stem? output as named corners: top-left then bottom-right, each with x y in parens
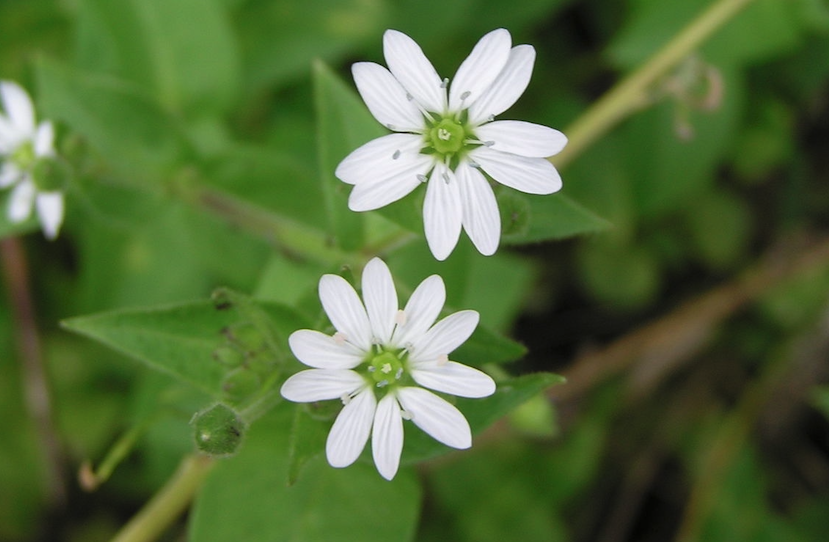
top-left (553, 0), bottom-right (758, 169)
top-left (110, 455), bottom-right (214, 542)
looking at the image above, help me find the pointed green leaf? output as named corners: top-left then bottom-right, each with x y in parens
top-left (454, 325), bottom-right (528, 367)
top-left (61, 300), bottom-right (309, 397)
top-left (190, 405), bottom-right (421, 542)
top-left (502, 192), bottom-right (611, 245)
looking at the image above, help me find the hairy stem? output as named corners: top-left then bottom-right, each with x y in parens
top-left (553, 0), bottom-right (758, 169)
top-left (110, 455), bottom-right (214, 542)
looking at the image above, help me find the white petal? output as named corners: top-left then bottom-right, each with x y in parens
top-left (34, 121), bottom-right (55, 157)
top-left (0, 117), bottom-right (21, 153)
top-left (281, 369), bottom-right (366, 402)
top-left (410, 310), bottom-right (479, 362)
top-left (336, 133), bottom-right (425, 185)
top-left (411, 361), bottom-right (496, 398)
top-left (392, 275), bottom-right (445, 347)
top-left (35, 191), bottom-right (63, 240)
top-left (383, 30), bottom-right (446, 114)
top-left (326, 388), bottom-right (376, 468)
top-left (457, 163), bottom-right (500, 256)
top-left (472, 147), bottom-right (562, 195)
top-left (0, 163), bottom-right (21, 188)
top-left (353, 62), bottom-right (425, 133)
top-left (319, 275), bottom-right (373, 352)
top-left (396, 387), bottom-right (471, 449)
top-left (8, 179), bottom-right (35, 223)
top-left (423, 163), bottom-right (463, 261)
top-left (449, 29), bottom-right (511, 112)
top-left (468, 45), bottom-right (536, 125)
top-left (372, 393), bottom-right (404, 480)
top-left (474, 120), bottom-right (567, 158)
top-left (288, 329), bottom-right (364, 369)
top-left (347, 160), bottom-right (431, 212)
top-left (0, 81), bottom-right (35, 136)
top-left (362, 258), bottom-right (398, 344)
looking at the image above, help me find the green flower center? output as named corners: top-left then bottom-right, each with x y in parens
top-left (365, 350), bottom-right (406, 389)
top-left (428, 118), bottom-right (466, 155)
top-left (11, 141), bottom-right (36, 170)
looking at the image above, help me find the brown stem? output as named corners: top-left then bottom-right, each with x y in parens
top-left (0, 237), bottom-right (66, 507)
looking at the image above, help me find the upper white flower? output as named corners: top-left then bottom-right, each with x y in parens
top-left (336, 29), bottom-right (567, 260)
top-left (0, 81), bottom-right (64, 239)
top-left (281, 257), bottom-right (496, 480)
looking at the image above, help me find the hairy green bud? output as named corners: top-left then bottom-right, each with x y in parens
top-left (192, 404), bottom-right (245, 457)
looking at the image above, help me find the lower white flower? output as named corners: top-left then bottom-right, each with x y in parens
top-left (0, 80), bottom-right (64, 239)
top-left (281, 257), bottom-right (496, 480)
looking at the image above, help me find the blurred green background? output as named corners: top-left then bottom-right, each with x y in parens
top-left (2, 0), bottom-right (829, 540)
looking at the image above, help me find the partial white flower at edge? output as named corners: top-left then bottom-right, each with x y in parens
top-left (0, 81), bottom-right (64, 240)
top-left (336, 28), bottom-right (567, 261)
top-left (281, 257), bottom-right (496, 480)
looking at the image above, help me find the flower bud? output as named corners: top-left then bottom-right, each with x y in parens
top-left (192, 404), bottom-right (245, 457)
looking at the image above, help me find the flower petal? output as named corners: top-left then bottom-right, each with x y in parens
top-left (411, 361), bottom-right (496, 398)
top-left (8, 179), bottom-right (35, 223)
top-left (396, 387), bottom-right (471, 449)
top-left (449, 28), bottom-right (511, 112)
top-left (34, 121), bottom-right (54, 157)
top-left (423, 162), bottom-right (463, 261)
top-left (362, 257), bottom-right (398, 344)
top-left (383, 30), bottom-right (446, 114)
top-left (0, 81), bottom-right (35, 136)
top-left (35, 191), bottom-right (63, 240)
top-left (353, 62), bottom-right (425, 132)
top-left (336, 134), bottom-right (425, 186)
top-left (372, 393), bottom-right (404, 480)
top-left (281, 369), bottom-right (366, 402)
top-left (457, 162), bottom-right (500, 256)
top-left (319, 275), bottom-right (373, 352)
top-left (0, 117), bottom-right (21, 153)
top-left (392, 274), bottom-right (445, 347)
top-left (288, 329), bottom-right (364, 369)
top-left (472, 147), bottom-right (562, 195)
top-left (0, 163), bottom-right (21, 188)
top-left (468, 45), bottom-right (536, 125)
top-left (410, 309), bottom-right (479, 362)
top-left (326, 388), bottom-right (376, 468)
top-left (474, 120), bottom-right (567, 158)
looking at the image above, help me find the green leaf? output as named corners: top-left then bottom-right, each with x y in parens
top-left (189, 405), bottom-right (421, 542)
top-left (811, 386), bottom-right (829, 421)
top-left (61, 299), bottom-right (307, 397)
top-left (401, 372), bottom-right (565, 465)
top-left (312, 60), bottom-right (374, 251)
top-left (454, 325), bottom-right (528, 368)
top-left (35, 58), bottom-right (190, 184)
top-left (502, 192), bottom-right (611, 245)
top-left (75, 0), bottom-right (240, 115)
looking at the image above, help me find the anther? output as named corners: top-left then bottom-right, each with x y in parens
top-left (333, 332), bottom-right (347, 345)
top-left (376, 379), bottom-right (389, 388)
top-left (484, 140), bottom-right (495, 147)
top-left (487, 114), bottom-right (495, 122)
top-left (395, 368), bottom-right (403, 380)
top-left (367, 365), bottom-right (376, 372)
top-left (392, 149), bottom-right (401, 160)
top-left (440, 78), bottom-right (449, 89)
top-left (417, 174), bottom-right (427, 183)
top-left (340, 393), bottom-right (352, 405)
top-left (460, 91), bottom-right (471, 100)
top-left (406, 92), bottom-right (414, 101)
top-left (401, 410), bottom-right (413, 421)
top-left (437, 354), bottom-right (449, 366)
top-left (395, 310), bottom-right (407, 326)
top-left (442, 172), bottom-right (450, 184)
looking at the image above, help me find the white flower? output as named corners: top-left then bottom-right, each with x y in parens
top-left (0, 81), bottom-right (64, 239)
top-left (336, 29), bottom-right (567, 260)
top-left (281, 257), bottom-right (496, 480)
